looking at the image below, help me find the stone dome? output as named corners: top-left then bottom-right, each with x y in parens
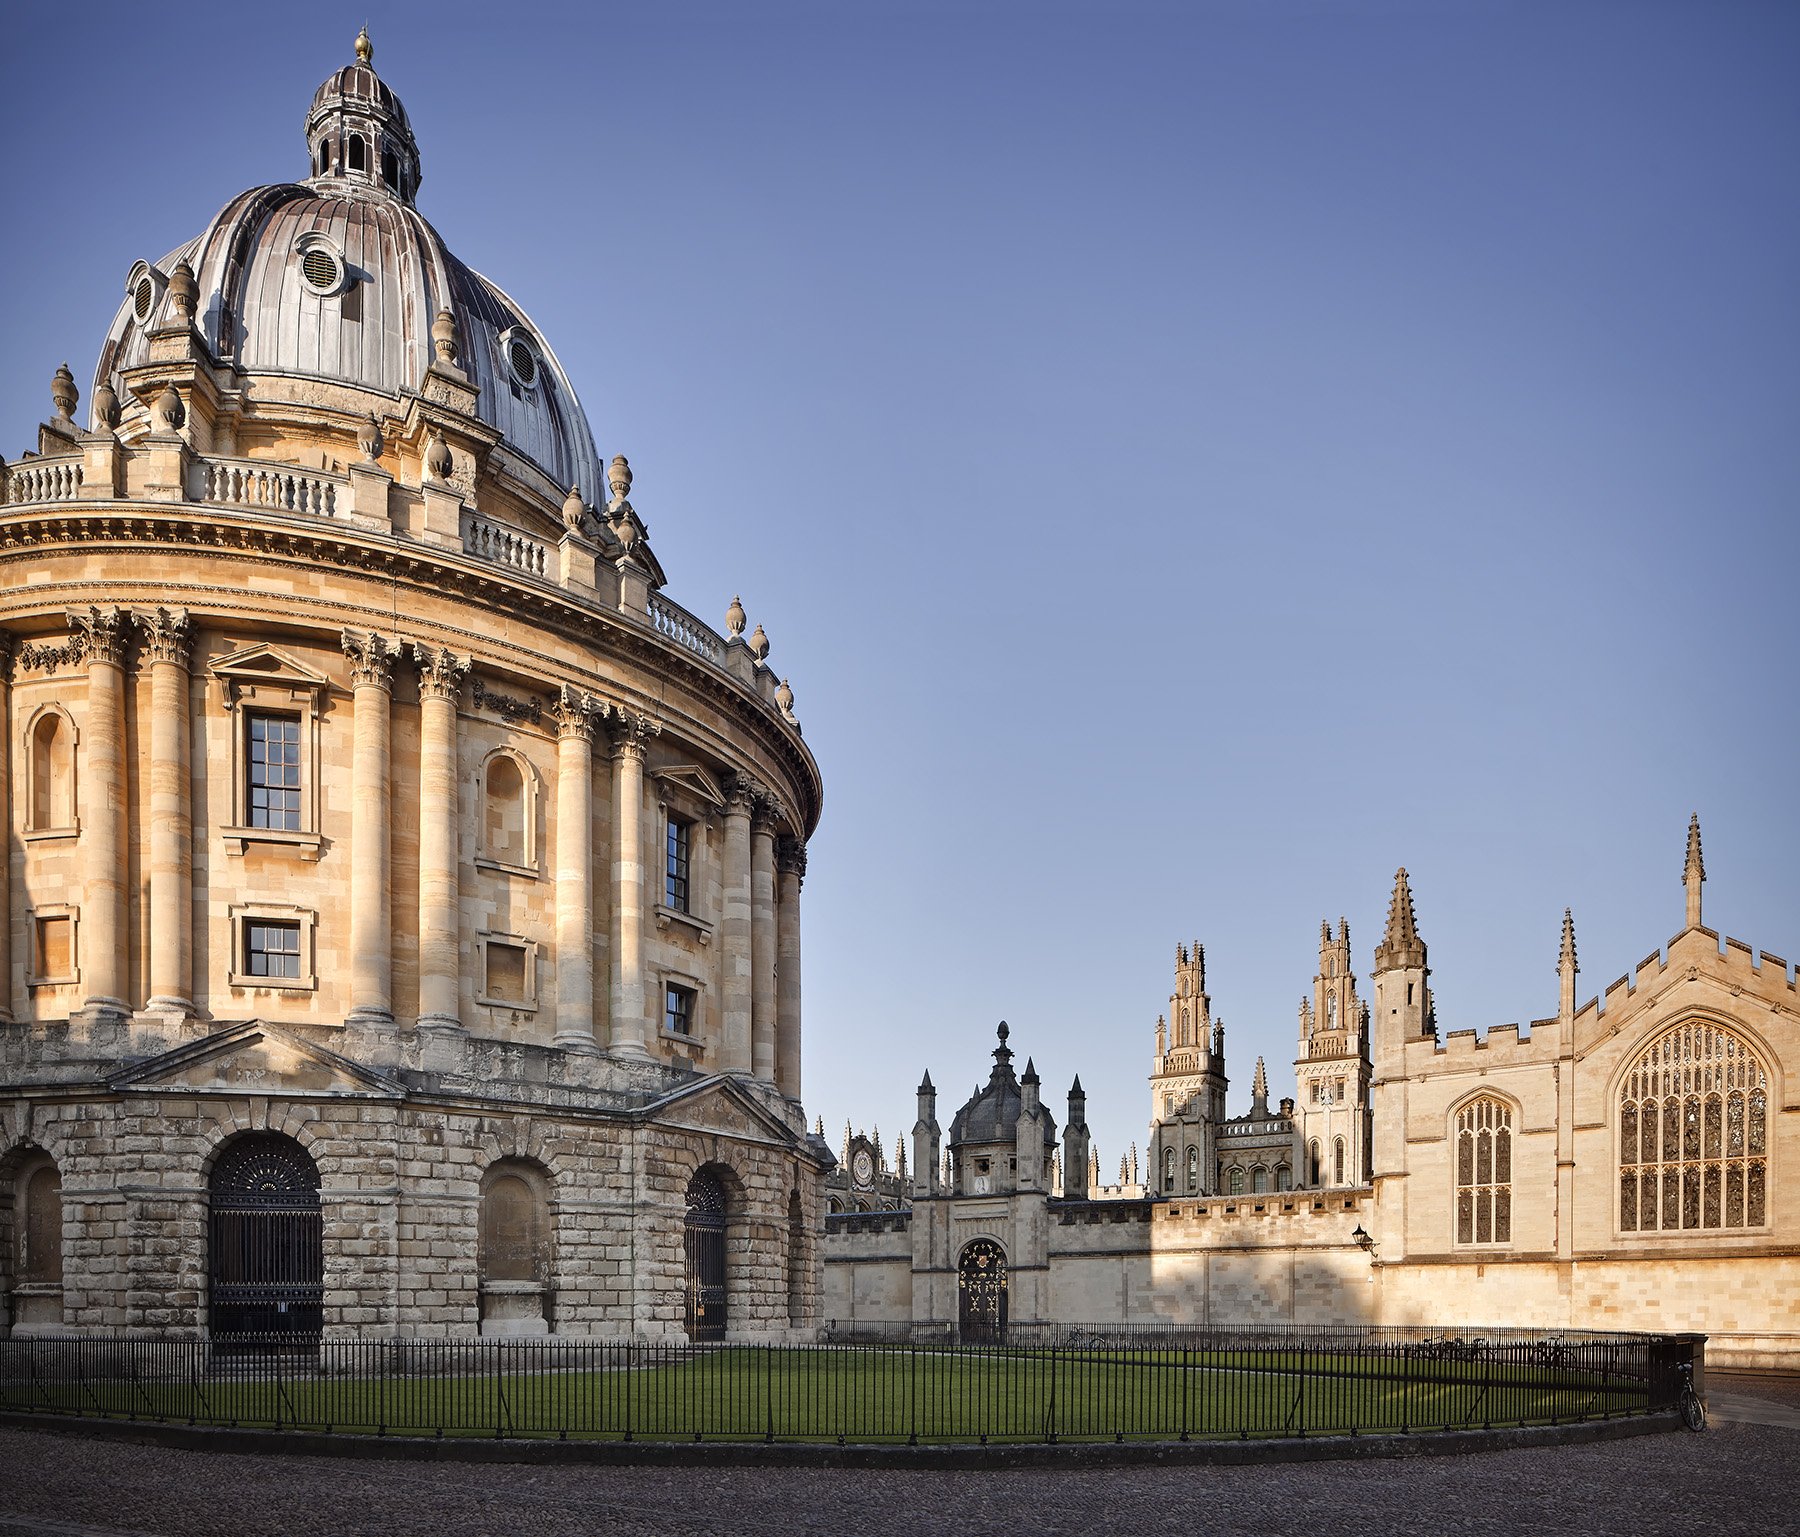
top-left (948, 1023), bottom-right (1058, 1151)
top-left (92, 36), bottom-right (603, 501)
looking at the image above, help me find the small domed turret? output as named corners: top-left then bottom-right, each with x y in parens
top-left (305, 31), bottom-right (422, 201)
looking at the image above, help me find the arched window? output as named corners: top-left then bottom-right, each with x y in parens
top-left (316, 139), bottom-right (330, 174)
top-left (1455, 1097), bottom-right (1513, 1244)
top-left (18, 1155), bottom-right (63, 1285)
top-left (1185, 1145), bottom-right (1199, 1194)
top-left (1308, 1139), bottom-right (1321, 1187)
top-left (1275, 1165), bottom-right (1292, 1193)
top-left (1333, 1137), bottom-right (1346, 1186)
top-left (347, 133), bottom-right (367, 172)
top-left (381, 149), bottom-right (398, 189)
top-left (1227, 1166), bottom-right (1245, 1196)
top-left (1251, 1165), bottom-right (1268, 1194)
top-left (481, 751), bottom-right (534, 871)
top-left (1162, 1146), bottom-right (1176, 1192)
top-left (1620, 1021), bottom-right (1768, 1232)
top-left (26, 708), bottom-right (75, 832)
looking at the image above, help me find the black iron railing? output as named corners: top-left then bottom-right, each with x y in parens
top-left (0, 1327), bottom-right (1691, 1444)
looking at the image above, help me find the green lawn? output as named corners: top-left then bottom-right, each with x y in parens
top-left (0, 1344), bottom-right (1652, 1442)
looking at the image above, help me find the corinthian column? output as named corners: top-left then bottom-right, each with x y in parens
top-left (137, 608), bottom-right (193, 1013)
top-left (776, 837), bottom-right (806, 1098)
top-left (750, 800), bottom-right (780, 1081)
top-left (342, 630), bottom-right (396, 1025)
top-left (550, 685), bottom-right (599, 1053)
top-left (0, 630), bottom-right (13, 1023)
top-left (720, 775), bottom-right (758, 1075)
top-left (607, 708), bottom-right (660, 1060)
top-left (74, 608), bottom-right (130, 1019)
top-left (414, 644), bottom-right (468, 1033)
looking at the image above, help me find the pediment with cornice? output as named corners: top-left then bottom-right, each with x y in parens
top-left (107, 1020), bottom-right (403, 1098)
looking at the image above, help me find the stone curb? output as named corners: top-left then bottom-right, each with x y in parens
top-left (0, 1410), bottom-right (1682, 1468)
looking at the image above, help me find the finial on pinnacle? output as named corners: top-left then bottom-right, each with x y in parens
top-left (725, 595), bottom-right (747, 638)
top-left (997, 1020), bottom-right (1010, 1044)
top-left (431, 308), bottom-right (458, 366)
top-left (608, 454), bottom-right (633, 505)
top-left (775, 677), bottom-right (796, 722)
top-left (747, 623), bottom-right (770, 663)
top-left (356, 412), bottom-right (383, 462)
top-left (1683, 813), bottom-right (1706, 929)
top-left (355, 25), bottom-right (373, 65)
top-left (50, 363), bottom-right (77, 421)
top-left (562, 484), bottom-right (586, 531)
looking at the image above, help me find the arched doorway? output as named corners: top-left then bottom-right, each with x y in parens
top-left (958, 1238), bottom-right (1007, 1344)
top-left (684, 1168), bottom-right (727, 1342)
top-left (208, 1134), bottom-right (323, 1340)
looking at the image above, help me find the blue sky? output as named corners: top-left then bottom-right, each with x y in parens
top-left (4, 2), bottom-right (1796, 1172)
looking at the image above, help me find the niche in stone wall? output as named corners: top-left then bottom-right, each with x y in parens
top-left (5, 1149), bottom-right (64, 1331)
top-left (23, 706), bottom-right (77, 836)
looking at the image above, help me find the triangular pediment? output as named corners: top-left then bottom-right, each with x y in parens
top-left (108, 1020), bottom-right (403, 1098)
top-left (653, 764), bottom-right (726, 809)
top-left (647, 1074), bottom-right (801, 1146)
top-left (210, 643), bottom-right (332, 694)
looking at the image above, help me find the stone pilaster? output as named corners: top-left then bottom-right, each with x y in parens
top-left (720, 775), bottom-right (759, 1075)
top-left (341, 630), bottom-right (396, 1026)
top-left (607, 708), bottom-right (661, 1060)
top-left (0, 630), bottom-right (12, 1023)
top-left (775, 837), bottom-right (806, 1099)
top-left (73, 608), bottom-right (130, 1019)
top-left (414, 644), bottom-right (469, 1033)
top-left (550, 685), bottom-right (600, 1054)
top-left (750, 800), bottom-right (780, 1082)
top-left (136, 608), bottom-right (193, 1013)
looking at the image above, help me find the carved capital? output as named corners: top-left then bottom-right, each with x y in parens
top-left (777, 836), bottom-right (808, 883)
top-left (753, 792), bottom-right (788, 833)
top-left (725, 772), bottom-right (765, 816)
top-left (548, 682), bottom-right (602, 740)
top-left (0, 628), bottom-right (14, 684)
top-left (133, 606), bottom-right (193, 668)
top-left (341, 629), bottom-right (398, 691)
top-left (608, 708), bottom-right (662, 760)
top-left (412, 642), bottom-right (470, 703)
top-left (69, 606), bottom-right (127, 668)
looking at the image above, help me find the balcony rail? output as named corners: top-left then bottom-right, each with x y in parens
top-left (3, 454), bottom-right (85, 505)
top-left (464, 513), bottom-right (549, 579)
top-left (0, 1326), bottom-right (1686, 1445)
top-left (193, 456), bottom-right (342, 517)
top-left (649, 592), bottom-right (725, 664)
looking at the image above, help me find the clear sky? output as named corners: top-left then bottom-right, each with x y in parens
top-left (3, 1), bottom-right (1796, 1174)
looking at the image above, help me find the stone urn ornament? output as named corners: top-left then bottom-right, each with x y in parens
top-left (725, 595), bottom-right (747, 638)
top-left (92, 381), bottom-right (120, 432)
top-left (425, 428), bottom-right (453, 482)
top-left (50, 363), bottom-right (78, 421)
top-left (356, 413), bottom-right (383, 461)
top-left (562, 484), bottom-right (587, 532)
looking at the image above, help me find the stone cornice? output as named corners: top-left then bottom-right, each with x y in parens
top-left (0, 503), bottom-right (822, 831)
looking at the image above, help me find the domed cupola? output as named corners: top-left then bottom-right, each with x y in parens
top-left (948, 1023), bottom-right (1057, 1152)
top-left (304, 28), bottom-right (421, 202)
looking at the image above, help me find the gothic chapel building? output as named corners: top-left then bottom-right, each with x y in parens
top-left (0, 36), bottom-right (830, 1341)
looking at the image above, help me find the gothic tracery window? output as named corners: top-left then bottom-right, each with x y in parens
top-left (1455, 1097), bottom-right (1512, 1244)
top-left (1619, 1021), bottom-right (1767, 1233)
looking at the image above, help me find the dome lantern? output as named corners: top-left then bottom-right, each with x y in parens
top-left (304, 31), bottom-right (422, 202)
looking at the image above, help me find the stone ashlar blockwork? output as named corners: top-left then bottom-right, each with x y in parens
top-left (0, 35), bottom-right (830, 1340)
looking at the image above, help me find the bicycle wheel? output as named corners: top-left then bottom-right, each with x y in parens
top-left (1679, 1387), bottom-right (1706, 1432)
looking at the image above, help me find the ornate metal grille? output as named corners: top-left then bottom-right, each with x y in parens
top-left (208, 1135), bottom-right (323, 1339)
top-left (957, 1239), bottom-right (1008, 1345)
top-left (684, 1170), bottom-right (727, 1342)
top-left (1455, 1097), bottom-right (1512, 1244)
top-left (1619, 1021), bottom-right (1767, 1232)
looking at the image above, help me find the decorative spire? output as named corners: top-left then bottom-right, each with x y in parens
top-left (1338, 917), bottom-right (1349, 947)
top-left (1558, 906), bottom-right (1579, 1020)
top-left (1253, 1056), bottom-right (1268, 1101)
top-left (1560, 908), bottom-right (1577, 972)
top-left (355, 25), bottom-right (373, 64)
top-left (1194, 942), bottom-right (1205, 983)
top-left (918, 1069), bottom-right (934, 1094)
top-left (1021, 1056), bottom-right (1039, 1086)
top-left (1374, 867), bottom-right (1427, 972)
top-left (1684, 814), bottom-right (1705, 930)
top-left (990, 1020), bottom-right (1014, 1076)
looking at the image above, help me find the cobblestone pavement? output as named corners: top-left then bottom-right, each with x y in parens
top-left (0, 1417), bottom-right (1794, 1537)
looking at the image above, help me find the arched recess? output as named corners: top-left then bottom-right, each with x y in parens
top-left (1450, 1092), bottom-right (1516, 1245)
top-left (786, 1188), bottom-right (807, 1327)
top-left (23, 704), bottom-right (77, 834)
top-left (684, 1165), bottom-right (736, 1342)
top-left (477, 1158), bottom-right (554, 1336)
top-left (1, 1146), bottom-right (64, 1332)
top-left (1616, 1017), bottom-right (1771, 1233)
top-left (957, 1237), bottom-right (1008, 1344)
top-left (208, 1132), bottom-right (323, 1341)
top-left (478, 748), bottom-right (538, 874)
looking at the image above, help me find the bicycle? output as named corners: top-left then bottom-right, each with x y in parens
top-left (1675, 1359), bottom-right (1706, 1432)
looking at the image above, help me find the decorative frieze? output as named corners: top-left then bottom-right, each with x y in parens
top-left (471, 676), bottom-right (543, 726)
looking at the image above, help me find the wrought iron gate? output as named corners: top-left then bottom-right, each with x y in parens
top-left (208, 1134), bottom-right (324, 1339)
top-left (684, 1170), bottom-right (727, 1341)
top-left (958, 1238), bottom-right (1008, 1344)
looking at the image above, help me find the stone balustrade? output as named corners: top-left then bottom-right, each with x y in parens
top-left (464, 513), bottom-right (548, 579)
top-left (4, 454), bottom-right (85, 505)
top-left (195, 455), bottom-right (341, 517)
top-left (648, 592), bottom-right (724, 664)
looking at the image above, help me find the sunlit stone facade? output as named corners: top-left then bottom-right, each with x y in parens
top-left (0, 36), bottom-right (827, 1341)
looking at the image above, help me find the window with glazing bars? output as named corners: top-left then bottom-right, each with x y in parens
top-left (665, 816), bottom-right (692, 911)
top-left (245, 921), bottom-right (301, 979)
top-left (247, 714), bottom-right (302, 829)
top-left (665, 984), bottom-right (694, 1036)
top-left (1455, 1097), bottom-right (1512, 1243)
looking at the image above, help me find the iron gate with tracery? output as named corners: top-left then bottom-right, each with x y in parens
top-left (958, 1238), bottom-right (1008, 1344)
top-left (208, 1133), bottom-right (324, 1339)
top-left (684, 1168), bottom-right (727, 1341)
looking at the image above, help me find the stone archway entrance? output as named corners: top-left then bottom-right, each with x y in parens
top-left (208, 1133), bottom-right (323, 1340)
top-left (958, 1238), bottom-right (1008, 1344)
top-left (684, 1168), bottom-right (728, 1342)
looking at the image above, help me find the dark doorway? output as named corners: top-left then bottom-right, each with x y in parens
top-left (208, 1134), bottom-right (323, 1340)
top-left (958, 1238), bottom-right (1008, 1344)
top-left (684, 1168), bottom-right (727, 1341)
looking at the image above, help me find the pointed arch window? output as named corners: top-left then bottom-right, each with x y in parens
top-left (1227, 1166), bottom-right (1245, 1196)
top-left (1619, 1021), bottom-right (1767, 1233)
top-left (1333, 1136), bottom-right (1346, 1186)
top-left (1455, 1097), bottom-right (1512, 1244)
top-left (1308, 1138), bottom-right (1321, 1187)
top-left (1185, 1145), bottom-right (1199, 1194)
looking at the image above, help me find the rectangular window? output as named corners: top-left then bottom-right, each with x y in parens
top-left (247, 713), bottom-right (302, 830)
top-left (486, 942), bottom-right (529, 1004)
top-left (665, 983), bottom-right (694, 1036)
top-left (35, 916), bottom-right (72, 980)
top-left (665, 816), bottom-right (692, 912)
top-left (244, 921), bottom-right (301, 979)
